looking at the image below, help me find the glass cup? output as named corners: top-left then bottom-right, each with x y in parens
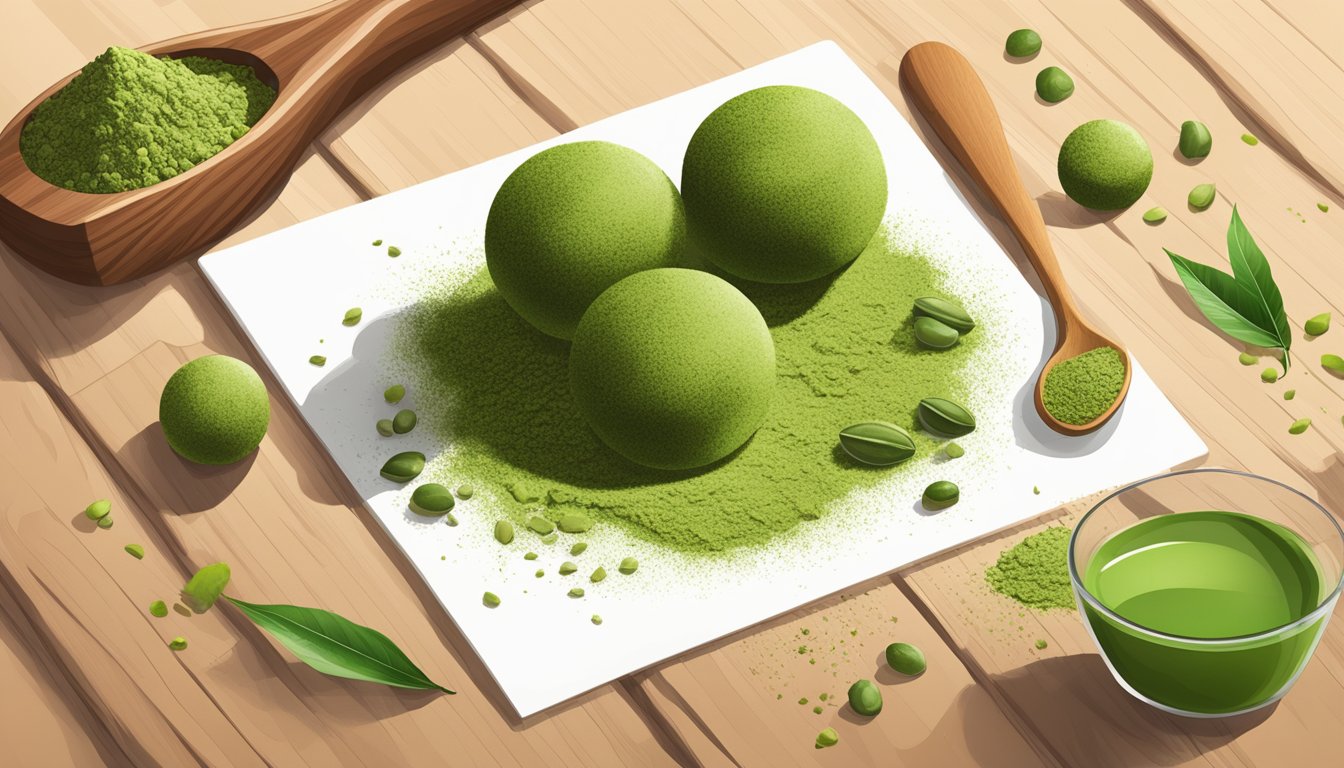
top-left (1069, 468), bottom-right (1344, 717)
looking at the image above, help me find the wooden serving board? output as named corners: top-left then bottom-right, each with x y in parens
top-left (201, 42), bottom-right (1206, 716)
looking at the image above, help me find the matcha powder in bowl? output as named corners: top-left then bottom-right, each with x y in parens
top-left (20, 46), bottom-right (276, 194)
top-left (392, 226), bottom-right (999, 555)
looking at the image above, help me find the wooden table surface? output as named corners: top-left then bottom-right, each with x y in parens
top-left (4, 0), bottom-right (1344, 765)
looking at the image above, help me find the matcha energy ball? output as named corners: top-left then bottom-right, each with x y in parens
top-left (485, 141), bottom-right (686, 339)
top-left (160, 355), bottom-right (270, 465)
top-left (1057, 119), bottom-right (1153, 210)
top-left (681, 86), bottom-right (887, 284)
top-left (569, 269), bottom-right (775, 470)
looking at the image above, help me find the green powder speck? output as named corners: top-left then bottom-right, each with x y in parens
top-left (1041, 347), bottom-right (1124, 425)
top-left (986, 527), bottom-right (1073, 610)
top-left (21, 47), bottom-right (275, 194)
top-left (393, 228), bottom-right (984, 554)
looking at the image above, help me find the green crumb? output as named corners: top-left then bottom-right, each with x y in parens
top-left (1239, 352), bottom-right (1259, 366)
top-left (149, 600), bottom-right (168, 618)
top-left (591, 614), bottom-right (603, 625)
top-left (798, 697), bottom-right (809, 705)
top-left (168, 637), bottom-right (188, 651)
top-left (945, 442), bottom-right (964, 459)
top-left (124, 543), bottom-right (144, 559)
top-left (1284, 389), bottom-right (1296, 401)
top-left (1318, 203), bottom-right (1330, 213)
top-left (559, 561), bottom-right (578, 575)
top-left (372, 239), bottom-right (383, 247)
top-left (1035, 66), bottom-right (1074, 103)
top-left (181, 563), bottom-right (230, 614)
top-left (383, 384), bottom-right (405, 404)
top-left (535, 569), bottom-right (544, 578)
top-left (84, 499), bottom-right (111, 520)
top-left (570, 542), bottom-right (588, 556)
top-left (97, 517), bottom-right (114, 529)
top-left (815, 727), bottom-right (839, 749)
top-left (1289, 418), bottom-right (1312, 435)
top-left (986, 527), bottom-right (1073, 610)
top-left (812, 706), bottom-right (823, 715)
top-left (387, 246), bottom-right (402, 258)
top-left (568, 587), bottom-right (585, 598)
top-left (392, 227), bottom-right (987, 554)
top-left (819, 693), bottom-right (829, 702)
top-left (20, 47), bottom-right (275, 193)
top-left (483, 591), bottom-right (501, 608)
top-left (1035, 639), bottom-right (1048, 650)
top-left (618, 557), bottom-right (639, 575)
top-left (309, 355), bottom-right (327, 367)
top-left (1241, 133), bottom-right (1259, 146)
top-left (494, 520), bottom-right (515, 545)
top-left (590, 567), bottom-right (607, 583)
top-left (456, 484), bottom-right (474, 499)
top-left (524, 551), bottom-right (538, 560)
top-left (1033, 485), bottom-right (1041, 495)
top-left (1261, 367), bottom-right (1279, 383)
top-left (540, 532), bottom-right (558, 545)
top-left (1041, 347), bottom-right (1125, 425)
top-left (342, 307), bottom-right (363, 327)
top-left (801, 628), bottom-right (810, 636)
top-left (1178, 120), bottom-right (1212, 159)
top-left (1004, 29), bottom-right (1042, 58)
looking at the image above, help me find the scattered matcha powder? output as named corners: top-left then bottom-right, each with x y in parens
top-left (393, 229), bottom-right (987, 553)
top-left (1041, 347), bottom-right (1125, 425)
top-left (20, 47), bottom-right (275, 193)
top-left (985, 527), bottom-right (1073, 610)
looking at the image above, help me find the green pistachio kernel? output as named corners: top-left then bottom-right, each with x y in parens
top-left (1238, 352), bottom-right (1258, 366)
top-left (847, 678), bottom-right (883, 717)
top-left (1187, 183), bottom-right (1216, 210)
top-left (1178, 120), bottom-right (1212, 159)
top-left (124, 543), bottom-right (145, 559)
top-left (1004, 28), bottom-right (1042, 58)
top-left (1323, 354), bottom-right (1344, 376)
top-left (342, 307), bottom-right (362, 327)
top-left (483, 591), bottom-right (501, 608)
top-left (557, 512), bottom-right (593, 533)
top-left (456, 485), bottom-right (474, 499)
top-left (1035, 639), bottom-right (1049, 649)
top-left (148, 600), bottom-right (168, 618)
top-left (168, 636), bottom-right (188, 651)
top-left (590, 567), bottom-right (607, 583)
top-left (815, 727), bottom-right (839, 749)
top-left (524, 552), bottom-right (538, 560)
top-left (945, 442), bottom-right (965, 459)
top-left (392, 409), bottom-right (417, 435)
top-left (84, 499), bottom-right (111, 520)
top-left (97, 516), bottom-right (114, 529)
top-left (1305, 313), bottom-right (1331, 336)
top-left (387, 246), bottom-right (402, 258)
top-left (918, 397), bottom-right (976, 437)
top-left (570, 542), bottom-right (588, 556)
top-left (912, 296), bottom-right (975, 334)
top-left (494, 520), bottom-right (515, 545)
top-left (618, 557), bottom-right (639, 575)
top-left (409, 483), bottom-right (455, 516)
top-left (540, 532), bottom-right (558, 545)
top-left (1289, 418), bottom-right (1312, 435)
top-left (527, 515), bottom-right (555, 535)
top-left (372, 239), bottom-right (383, 247)
top-left (309, 355), bottom-right (327, 367)
top-left (383, 384), bottom-right (405, 404)
top-left (839, 421), bottom-right (916, 466)
top-left (535, 569), bottom-right (544, 578)
top-left (1035, 66), bottom-right (1074, 103)
top-left (568, 587), bottom-right (585, 598)
top-left (182, 563), bottom-right (230, 614)
top-left (559, 561), bottom-right (578, 575)
top-left (1318, 203), bottom-right (1330, 213)
top-left (376, 419), bottom-right (394, 437)
top-left (380, 451), bottom-right (425, 483)
top-left (1261, 367), bottom-right (1279, 383)
top-left (913, 316), bottom-right (960, 349)
top-left (591, 614), bottom-right (603, 625)
top-left (922, 480), bottom-right (960, 510)
top-left (1284, 389), bottom-right (1296, 401)
top-left (885, 642), bottom-right (927, 675)
top-left (1142, 206), bottom-right (1167, 224)
top-left (1241, 133), bottom-right (1259, 146)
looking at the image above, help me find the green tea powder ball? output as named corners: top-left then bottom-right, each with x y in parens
top-left (681, 86), bottom-right (887, 284)
top-left (160, 355), bottom-right (270, 465)
top-left (1057, 119), bottom-right (1153, 210)
top-left (485, 141), bottom-right (686, 339)
top-left (569, 269), bottom-right (775, 470)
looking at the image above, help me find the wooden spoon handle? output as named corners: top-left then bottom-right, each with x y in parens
top-left (898, 42), bottom-right (1079, 324)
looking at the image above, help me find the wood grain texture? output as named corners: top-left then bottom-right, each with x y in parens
top-left (0, 2), bottom-right (679, 764)
top-left (0, 0), bottom-right (521, 286)
top-left (470, 0), bottom-right (1344, 764)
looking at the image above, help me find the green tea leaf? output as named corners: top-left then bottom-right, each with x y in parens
top-left (226, 597), bottom-right (452, 693)
top-left (1166, 252), bottom-right (1281, 349)
top-left (1226, 206), bottom-right (1291, 372)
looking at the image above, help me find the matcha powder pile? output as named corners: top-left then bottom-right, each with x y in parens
top-left (1041, 346), bottom-right (1125, 425)
top-left (394, 228), bottom-right (988, 554)
top-left (985, 527), bottom-right (1074, 610)
top-left (21, 46), bottom-right (275, 193)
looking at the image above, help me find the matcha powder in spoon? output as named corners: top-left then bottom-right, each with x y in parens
top-left (21, 46), bottom-right (276, 193)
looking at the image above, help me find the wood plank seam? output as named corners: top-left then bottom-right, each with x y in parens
top-left (618, 676), bottom-right (727, 768)
top-left (466, 32), bottom-right (580, 132)
top-left (1122, 0), bottom-right (1342, 202)
top-left (889, 574), bottom-right (1068, 768)
top-left (315, 142), bottom-right (379, 201)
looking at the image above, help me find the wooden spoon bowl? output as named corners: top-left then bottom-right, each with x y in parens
top-left (0, 0), bottom-right (517, 286)
top-left (899, 41), bottom-right (1131, 436)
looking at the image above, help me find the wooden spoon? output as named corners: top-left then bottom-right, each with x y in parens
top-left (0, 0), bottom-right (517, 286)
top-left (899, 41), bottom-right (1131, 436)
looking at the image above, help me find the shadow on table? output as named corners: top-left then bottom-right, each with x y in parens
top-left (991, 654), bottom-right (1274, 767)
